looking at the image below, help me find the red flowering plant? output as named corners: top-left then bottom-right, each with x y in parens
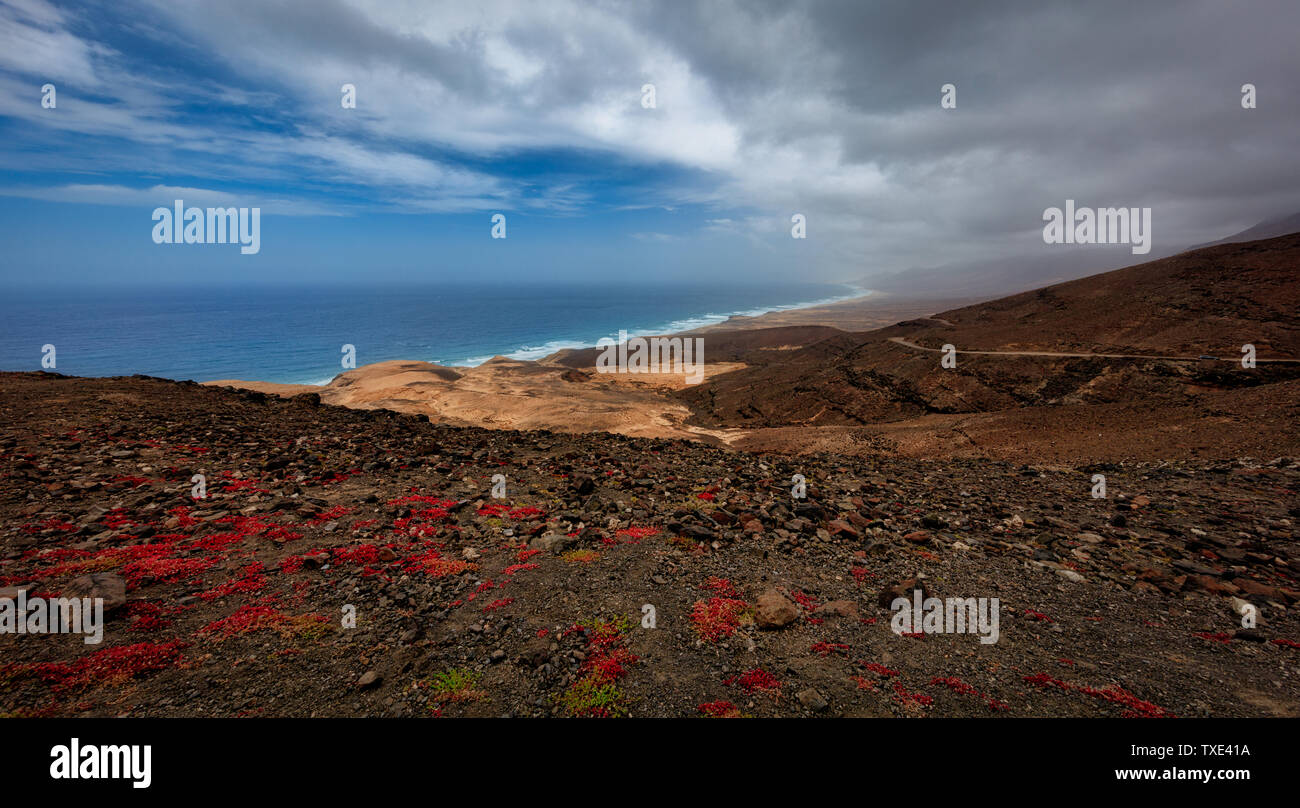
top-left (1023, 673), bottom-right (1173, 718)
top-left (198, 599), bottom-right (329, 641)
top-left (198, 562), bottom-right (268, 601)
top-left (422, 668), bottom-right (487, 710)
top-left (559, 616), bottom-right (639, 717)
top-left (698, 701), bottom-right (745, 718)
top-left (930, 677), bottom-right (1010, 712)
top-left (690, 577), bottom-right (751, 642)
top-left (404, 550), bottom-right (476, 578)
top-left (892, 681), bottom-right (933, 708)
top-left (14, 641), bottom-right (189, 694)
top-left (810, 642), bottom-right (850, 657)
top-left (725, 668), bottom-right (781, 696)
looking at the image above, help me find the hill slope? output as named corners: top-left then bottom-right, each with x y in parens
top-left (677, 234), bottom-right (1300, 460)
top-left (1193, 212), bottom-right (1300, 249)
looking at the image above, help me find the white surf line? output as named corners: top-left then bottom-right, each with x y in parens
top-left (446, 288), bottom-right (871, 367)
top-left (888, 337), bottom-right (1300, 363)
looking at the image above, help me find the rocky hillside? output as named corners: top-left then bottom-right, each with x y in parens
top-left (2, 373), bottom-right (1297, 717)
top-left (677, 235), bottom-right (1300, 460)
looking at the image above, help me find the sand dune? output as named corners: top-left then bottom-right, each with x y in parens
top-left (202, 295), bottom-right (951, 441)
top-left (207, 357), bottom-right (744, 442)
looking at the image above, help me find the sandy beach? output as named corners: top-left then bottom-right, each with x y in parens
top-left (683, 292), bottom-right (976, 334)
top-left (204, 292), bottom-right (972, 441)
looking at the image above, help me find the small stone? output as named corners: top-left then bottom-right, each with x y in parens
top-left (814, 600), bottom-right (858, 620)
top-left (62, 573), bottom-right (127, 612)
top-left (796, 688), bottom-right (828, 711)
top-left (827, 519), bottom-right (860, 538)
top-left (1233, 578), bottom-right (1281, 600)
top-left (877, 578), bottom-right (928, 608)
top-left (921, 513), bottom-right (948, 529)
top-left (532, 532), bottom-right (573, 553)
top-left (357, 671), bottom-right (382, 690)
top-left (754, 588), bottom-right (799, 629)
top-left (1193, 575), bottom-right (1239, 596)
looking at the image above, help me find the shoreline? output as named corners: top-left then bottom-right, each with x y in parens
top-left (200, 290), bottom-right (977, 442)
top-left (258, 285), bottom-right (877, 386)
top-left (206, 289), bottom-right (976, 391)
top-left (440, 285), bottom-right (875, 369)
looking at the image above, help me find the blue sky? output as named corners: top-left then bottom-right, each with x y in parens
top-left (0, 0), bottom-right (807, 286)
top-left (0, 0), bottom-right (1297, 288)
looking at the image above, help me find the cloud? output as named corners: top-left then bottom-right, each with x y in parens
top-left (0, 0), bottom-right (1298, 282)
top-left (0, 0), bottom-right (106, 85)
top-left (0, 183), bottom-right (347, 216)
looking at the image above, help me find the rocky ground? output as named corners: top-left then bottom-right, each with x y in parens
top-left (2, 372), bottom-right (1298, 718)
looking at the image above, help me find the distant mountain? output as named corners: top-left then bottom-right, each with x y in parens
top-left (891, 231), bottom-right (1300, 358)
top-left (679, 232), bottom-right (1300, 430)
top-left (857, 212), bottom-right (1300, 301)
top-left (1191, 212), bottom-right (1300, 249)
top-left (856, 247), bottom-right (1174, 300)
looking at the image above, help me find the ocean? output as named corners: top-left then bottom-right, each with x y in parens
top-left (0, 282), bottom-right (863, 385)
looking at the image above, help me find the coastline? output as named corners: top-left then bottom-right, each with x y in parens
top-left (201, 290), bottom-right (976, 442)
top-left (211, 287), bottom-right (879, 388)
top-left (678, 291), bottom-right (979, 335)
top-left (440, 284), bottom-right (875, 368)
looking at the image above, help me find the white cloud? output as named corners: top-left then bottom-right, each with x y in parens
top-left (0, 183), bottom-right (347, 216)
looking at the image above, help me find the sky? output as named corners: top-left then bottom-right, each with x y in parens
top-left (0, 0), bottom-right (1298, 288)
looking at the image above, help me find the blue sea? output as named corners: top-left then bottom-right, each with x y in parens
top-left (0, 282), bottom-right (864, 385)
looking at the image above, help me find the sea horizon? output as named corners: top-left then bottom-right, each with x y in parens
top-left (0, 281), bottom-right (867, 385)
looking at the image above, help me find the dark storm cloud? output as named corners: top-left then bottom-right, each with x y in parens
top-left (640, 0), bottom-right (1300, 269)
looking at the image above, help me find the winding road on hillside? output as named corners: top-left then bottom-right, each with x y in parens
top-left (887, 336), bottom-right (1300, 363)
